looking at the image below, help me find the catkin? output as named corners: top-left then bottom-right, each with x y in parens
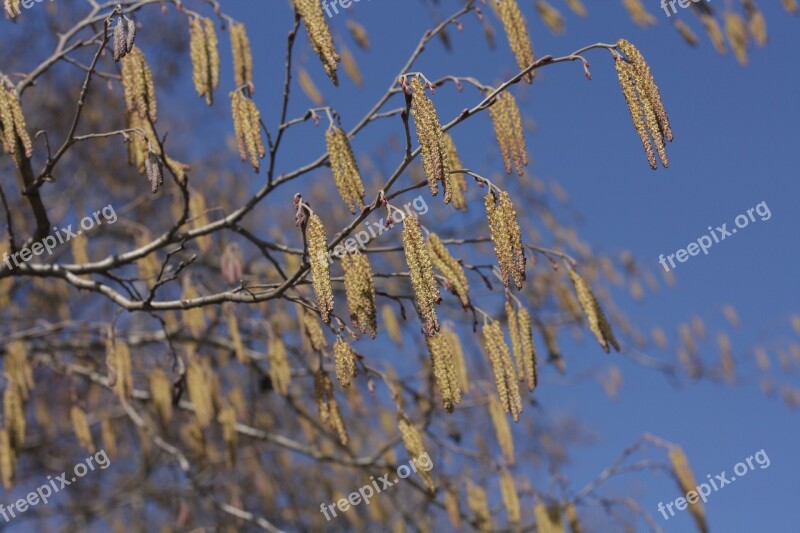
top-left (340, 46), bottom-right (363, 87)
top-left (342, 251), bottom-right (377, 338)
top-left (230, 22), bottom-right (254, 87)
top-left (121, 47), bottom-right (157, 123)
top-left (4, 341), bottom-right (33, 400)
top-left (565, 0), bottom-right (588, 17)
top-left (444, 485), bottom-right (462, 529)
top-left (483, 321), bottom-right (523, 422)
top-left (496, 0), bottom-right (536, 82)
top-left (381, 304), bottom-right (403, 345)
top-left (614, 57), bottom-right (655, 169)
top-left (0, 85), bottom-right (33, 165)
top-left (71, 406), bottom-right (95, 453)
top-left (622, 0), bottom-right (656, 27)
top-left (724, 12), bottom-right (749, 65)
top-left (442, 134), bottom-right (468, 210)
top-left (150, 367), bottom-right (173, 425)
top-left (268, 336), bottom-right (292, 396)
top-left (536, 1), bottom-right (565, 34)
top-left (535, 502), bottom-right (562, 533)
top-left (506, 301), bottom-right (523, 380)
top-left (397, 414), bottom-right (435, 492)
top-left (488, 393), bottom-right (515, 464)
top-left (402, 215), bottom-right (441, 335)
top-left (410, 77), bottom-right (449, 197)
top-left (300, 305), bottom-right (329, 351)
top-left (294, 0), bottom-right (340, 85)
top-left (346, 19), bottom-right (370, 50)
top-left (230, 90), bottom-right (265, 172)
top-left (298, 67), bottom-right (325, 105)
top-left (567, 265), bottom-right (620, 353)
top-left (189, 17), bottom-right (219, 105)
top-left (326, 126), bottom-right (366, 214)
top-left (701, 14), bottom-right (728, 54)
top-left (315, 370), bottom-right (349, 445)
top-left (674, 19), bottom-right (699, 46)
top-left (3, 385), bottom-right (25, 451)
top-left (518, 307), bottom-right (538, 391)
top-left (334, 337), bottom-right (358, 388)
top-left (427, 233), bottom-right (470, 308)
top-left (217, 406), bottom-right (237, 468)
top-left (307, 214), bottom-right (334, 323)
top-left (783, 0), bottom-right (798, 13)
top-left (113, 18), bottom-right (126, 62)
top-left (226, 307), bottom-right (247, 363)
top-left (668, 447), bottom-right (708, 533)
top-left (488, 91), bottom-right (528, 175)
top-left (110, 339), bottom-right (134, 400)
top-left (485, 191), bottom-right (526, 289)
top-left (0, 429), bottom-right (14, 490)
top-left (443, 328), bottom-right (469, 393)
top-left (499, 468), bottom-right (521, 525)
top-left (426, 333), bottom-right (462, 412)
top-left (101, 418), bottom-right (117, 459)
top-left (186, 359), bottom-right (214, 428)
top-left (565, 502), bottom-right (582, 533)
top-left (467, 480), bottom-right (492, 532)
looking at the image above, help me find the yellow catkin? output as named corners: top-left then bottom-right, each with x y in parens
top-left (567, 265), bottom-right (620, 353)
top-left (3, 385), bottom-right (25, 451)
top-left (298, 67), bottom-right (325, 105)
top-left (342, 251), bottom-right (377, 338)
top-left (467, 480), bottom-right (492, 532)
top-left (268, 336), bottom-right (291, 396)
top-left (189, 19), bottom-right (209, 102)
top-left (443, 328), bottom-right (469, 393)
top-left (334, 337), bottom-right (358, 388)
top-left (485, 191), bottom-right (526, 289)
top-left (150, 367), bottom-right (173, 425)
top-left (506, 301), bottom-right (523, 379)
top-left (231, 90), bottom-right (265, 172)
top-left (346, 19), bottom-right (370, 50)
top-left (442, 133), bottom-right (468, 210)
top-left (294, 0), bottom-right (340, 85)
top-left (622, 0), bottom-right (656, 27)
top-left (668, 447), bottom-right (708, 533)
top-left (782, 0), bottom-right (798, 13)
top-left (496, 0), bottom-right (535, 82)
top-left (718, 333), bottom-right (735, 382)
top-left (535, 502), bottom-right (563, 533)
top-left (402, 215), bottom-right (441, 335)
top-left (340, 45), bottom-right (363, 87)
top-left (615, 57), bottom-right (655, 169)
top-left (121, 47), bottom-right (157, 123)
top-left (0, 86), bottom-right (33, 164)
top-left (426, 333), bottom-right (462, 412)
top-left (488, 393), bottom-right (515, 464)
top-left (397, 414), bottom-right (435, 492)
top-left (307, 214), bottom-right (334, 323)
top-left (186, 358), bottom-right (213, 428)
top-left (217, 405), bottom-right (237, 468)
top-left (326, 126), bottom-right (366, 214)
top-left (444, 484), bottom-right (462, 529)
top-left (100, 417), bottom-right (117, 459)
top-left (724, 11), bottom-right (749, 65)
top-left (0, 429), bottom-right (15, 490)
top-left (565, 0), bottom-right (588, 17)
top-left (5, 341), bottom-right (33, 399)
top-left (499, 468), bottom-right (521, 525)
top-left (230, 22), bottom-right (253, 87)
top-left (226, 306), bottom-right (247, 363)
top-left (674, 20), bottom-right (699, 46)
top-left (410, 77), bottom-right (449, 197)
top-left (71, 406), bottom-right (95, 453)
top-left (427, 233), bottom-right (470, 307)
top-left (204, 18), bottom-right (220, 91)
top-left (536, 0), bottom-right (565, 34)
top-left (701, 14), bottom-right (728, 54)
top-left (518, 307), bottom-right (538, 392)
top-left (381, 304), bottom-right (403, 345)
top-left (484, 321), bottom-right (523, 421)
top-left (300, 305), bottom-right (329, 351)
top-left (488, 91), bottom-right (528, 175)
top-left (110, 339), bottom-right (134, 400)
top-left (315, 370), bottom-right (349, 445)
top-left (565, 502), bottom-right (582, 533)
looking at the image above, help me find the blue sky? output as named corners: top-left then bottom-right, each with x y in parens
top-left (213, 1), bottom-right (800, 531)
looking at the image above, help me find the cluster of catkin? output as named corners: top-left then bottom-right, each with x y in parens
top-left (566, 264), bottom-right (620, 353)
top-left (230, 22), bottom-right (253, 88)
top-left (427, 232), bottom-right (470, 308)
top-left (409, 77), bottom-right (450, 197)
top-left (496, 0), bottom-right (536, 82)
top-left (506, 301), bottom-right (537, 392)
top-left (342, 251), bottom-right (377, 338)
top-left (614, 39), bottom-right (672, 170)
top-left (0, 85), bottom-right (32, 167)
top-left (231, 90), bottom-right (265, 172)
top-left (268, 335), bottom-right (292, 396)
top-left (402, 216), bottom-right (441, 335)
top-left (121, 47), bottom-right (158, 123)
top-left (668, 446), bottom-right (708, 533)
top-left (397, 414), bottom-right (435, 492)
top-left (483, 320), bottom-right (523, 422)
top-left (112, 16), bottom-right (137, 62)
top-left (326, 126), bottom-right (366, 214)
top-left (306, 214), bottom-right (334, 323)
top-left (315, 370), bottom-right (348, 445)
top-left (333, 337), bottom-right (358, 388)
top-left (189, 17), bottom-right (220, 105)
top-left (426, 333), bottom-right (462, 412)
top-left (293, 0), bottom-right (340, 85)
top-left (485, 191), bottom-right (526, 290)
top-left (489, 91), bottom-right (528, 175)
top-left (442, 133), bottom-right (468, 210)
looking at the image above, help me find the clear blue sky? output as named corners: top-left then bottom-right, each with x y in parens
top-left (215, 1), bottom-right (799, 531)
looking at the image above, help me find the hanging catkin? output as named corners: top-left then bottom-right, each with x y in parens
top-left (426, 333), bottom-right (462, 412)
top-left (483, 321), bottom-right (523, 421)
top-left (467, 479), bottom-right (493, 532)
top-left (333, 337), bottom-right (358, 388)
top-left (402, 216), bottom-right (441, 335)
top-left (326, 126), bottom-right (366, 214)
top-left (488, 91), bottom-right (528, 175)
top-left (518, 306), bottom-right (538, 391)
top-left (397, 414), bottom-right (435, 492)
top-left (495, 0), bottom-right (536, 82)
top-left (306, 214), bottom-right (334, 323)
top-left (150, 367), bottom-right (173, 425)
top-left (0, 85), bottom-right (33, 166)
top-left (409, 77), bottom-right (449, 197)
top-left (230, 90), bottom-right (265, 172)
top-left (294, 0), bottom-right (340, 85)
top-left (566, 264), bottom-right (620, 353)
top-left (442, 133), bottom-right (468, 210)
top-left (427, 232), bottom-right (470, 308)
top-left (229, 21), bottom-right (254, 88)
top-left (70, 405), bottom-right (95, 453)
top-left (315, 370), bottom-right (349, 445)
top-left (485, 191), bottom-right (526, 289)
top-left (499, 468), bottom-right (521, 525)
top-left (189, 17), bottom-right (220, 105)
top-left (342, 251), bottom-right (377, 338)
top-left (668, 446), bottom-right (708, 533)
top-left (268, 335), bottom-right (292, 396)
top-left (121, 47), bottom-right (157, 123)
top-left (488, 393), bottom-right (515, 464)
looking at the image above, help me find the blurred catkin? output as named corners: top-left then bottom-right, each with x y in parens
top-left (668, 447), bottom-right (708, 533)
top-left (427, 232), bottom-right (470, 307)
top-left (397, 414), bottom-right (435, 492)
top-left (294, 0), bottom-right (340, 85)
top-left (298, 67), bottom-right (325, 105)
top-left (150, 367), bottom-right (173, 425)
top-left (567, 264), bottom-right (620, 353)
top-left (315, 370), bottom-right (349, 445)
top-left (565, 0), bottom-right (588, 17)
top-left (467, 479), bottom-right (492, 532)
top-left (622, 0), bottom-right (656, 27)
top-left (402, 215), bottom-right (441, 335)
top-left (0, 429), bottom-right (13, 490)
top-left (0, 85), bottom-right (33, 166)
top-left (410, 77), bottom-right (450, 197)
top-left (326, 126), bottom-right (366, 214)
top-left (536, 1), bottom-right (565, 34)
top-left (300, 305), bottom-right (329, 351)
top-left (340, 45), bottom-right (363, 87)
top-left (268, 335), bottom-right (291, 396)
top-left (724, 11), bottom-right (749, 65)
top-left (229, 22), bottom-right (253, 88)
top-left (499, 468), bottom-right (521, 525)
top-left (306, 214), bottom-right (334, 323)
top-left (121, 47), bottom-right (157, 123)
top-left (334, 337), bottom-right (358, 388)
top-left (496, 0), bottom-right (536, 82)
top-left (483, 321), bottom-right (523, 421)
top-left (346, 19), bottom-right (370, 50)
top-left (70, 406), bottom-right (95, 453)
top-left (426, 333), bottom-right (462, 412)
top-left (187, 358), bottom-right (214, 428)
top-left (485, 191), bottom-right (526, 289)
top-left (674, 20), bottom-right (699, 46)
top-left (701, 14), bottom-right (728, 54)
top-left (566, 502), bottom-right (582, 533)
top-left (488, 393), bottom-right (515, 464)
top-left (441, 133), bottom-right (468, 210)
top-left (3, 384), bottom-right (24, 452)
top-left (488, 91), bottom-right (528, 175)
top-left (342, 251), bottom-right (377, 338)
top-left (381, 304), bottom-right (403, 345)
